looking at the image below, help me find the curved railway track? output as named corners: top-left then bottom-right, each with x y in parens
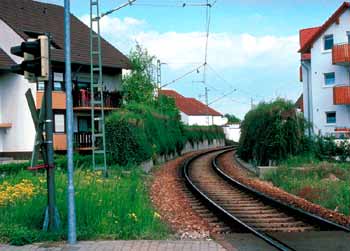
top-left (182, 147), bottom-right (350, 251)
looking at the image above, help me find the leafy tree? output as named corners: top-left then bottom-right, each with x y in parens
top-left (122, 44), bottom-right (155, 104)
top-left (237, 98), bottom-right (308, 166)
top-left (224, 113), bottom-right (241, 124)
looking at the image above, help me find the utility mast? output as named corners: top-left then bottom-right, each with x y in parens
top-left (90, 0), bottom-right (107, 175)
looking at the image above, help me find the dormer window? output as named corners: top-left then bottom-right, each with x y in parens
top-left (324, 35), bottom-right (334, 50)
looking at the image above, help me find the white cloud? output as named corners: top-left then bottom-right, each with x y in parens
top-left (133, 31), bottom-right (299, 70)
top-left (77, 14), bottom-right (301, 118)
top-left (78, 15), bottom-right (299, 71)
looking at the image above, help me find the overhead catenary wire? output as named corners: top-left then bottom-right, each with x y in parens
top-left (161, 63), bottom-right (205, 88)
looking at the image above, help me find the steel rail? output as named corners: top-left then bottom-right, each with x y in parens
top-left (213, 149), bottom-right (350, 233)
top-left (182, 147), bottom-right (296, 251)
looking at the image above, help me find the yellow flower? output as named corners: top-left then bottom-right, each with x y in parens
top-left (153, 212), bottom-right (161, 219)
top-left (0, 179), bottom-right (39, 206)
top-left (129, 212), bottom-right (138, 222)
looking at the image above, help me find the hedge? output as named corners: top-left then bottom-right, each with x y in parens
top-left (106, 102), bottom-right (224, 166)
top-left (238, 99), bottom-right (307, 166)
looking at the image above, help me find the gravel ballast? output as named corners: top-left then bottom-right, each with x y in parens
top-left (218, 151), bottom-right (350, 228)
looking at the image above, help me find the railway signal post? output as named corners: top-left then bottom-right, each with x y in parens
top-left (10, 33), bottom-right (60, 232)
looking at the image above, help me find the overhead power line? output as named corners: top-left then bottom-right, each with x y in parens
top-left (161, 63), bottom-right (205, 88)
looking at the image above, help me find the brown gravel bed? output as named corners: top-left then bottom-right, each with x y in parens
top-left (150, 149), bottom-right (221, 239)
top-left (218, 151), bottom-right (350, 227)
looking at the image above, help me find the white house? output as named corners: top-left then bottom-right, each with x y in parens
top-left (0, 0), bottom-right (131, 158)
top-left (222, 124), bottom-right (241, 143)
top-left (299, 2), bottom-right (350, 139)
top-left (159, 90), bottom-right (228, 126)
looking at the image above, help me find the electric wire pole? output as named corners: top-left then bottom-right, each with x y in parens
top-left (64, 0), bottom-right (77, 244)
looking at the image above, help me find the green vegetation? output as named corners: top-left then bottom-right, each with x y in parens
top-left (0, 167), bottom-right (169, 245)
top-left (238, 99), bottom-right (307, 166)
top-left (122, 44), bottom-right (155, 104)
top-left (106, 101), bottom-right (225, 166)
top-left (224, 113), bottom-right (241, 124)
top-left (264, 154), bottom-right (350, 216)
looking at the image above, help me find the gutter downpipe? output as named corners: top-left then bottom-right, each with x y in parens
top-left (301, 61), bottom-right (312, 137)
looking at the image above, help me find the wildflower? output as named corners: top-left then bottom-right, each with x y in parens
top-left (129, 212), bottom-right (138, 222)
top-left (153, 212), bottom-right (161, 219)
top-left (0, 179), bottom-right (38, 206)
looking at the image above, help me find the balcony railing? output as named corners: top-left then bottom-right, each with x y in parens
top-left (333, 85), bottom-right (350, 105)
top-left (332, 43), bottom-right (350, 65)
top-left (74, 132), bottom-right (92, 149)
top-left (73, 90), bottom-right (122, 109)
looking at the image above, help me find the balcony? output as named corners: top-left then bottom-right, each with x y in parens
top-left (73, 90), bottom-right (122, 111)
top-left (74, 132), bottom-right (93, 150)
top-left (333, 85), bottom-right (350, 105)
top-left (332, 43), bottom-right (350, 65)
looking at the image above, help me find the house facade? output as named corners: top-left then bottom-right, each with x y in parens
top-left (299, 2), bottom-right (350, 139)
top-left (159, 90), bottom-right (228, 126)
top-left (0, 0), bottom-right (131, 158)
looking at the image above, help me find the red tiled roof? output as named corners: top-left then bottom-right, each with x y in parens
top-left (0, 0), bottom-right (131, 69)
top-left (299, 2), bottom-right (350, 54)
top-left (158, 89), bottom-right (185, 99)
top-left (0, 48), bottom-right (14, 70)
top-left (159, 89), bottom-right (223, 116)
top-left (299, 27), bottom-right (320, 60)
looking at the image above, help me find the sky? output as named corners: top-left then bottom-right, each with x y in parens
top-left (37, 0), bottom-right (348, 119)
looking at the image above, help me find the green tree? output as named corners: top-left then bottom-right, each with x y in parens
top-left (237, 98), bottom-right (308, 166)
top-left (122, 44), bottom-right (155, 104)
top-left (224, 113), bottom-right (241, 124)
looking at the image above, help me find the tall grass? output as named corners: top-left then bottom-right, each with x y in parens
top-left (264, 157), bottom-right (350, 216)
top-left (0, 168), bottom-right (170, 245)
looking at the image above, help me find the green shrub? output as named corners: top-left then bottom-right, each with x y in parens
top-left (238, 98), bottom-right (308, 166)
top-left (106, 101), bottom-right (224, 166)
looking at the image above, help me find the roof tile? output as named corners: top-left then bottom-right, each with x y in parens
top-left (0, 0), bottom-right (131, 69)
top-left (159, 89), bottom-right (222, 116)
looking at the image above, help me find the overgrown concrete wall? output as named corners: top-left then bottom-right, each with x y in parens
top-left (141, 139), bottom-right (225, 172)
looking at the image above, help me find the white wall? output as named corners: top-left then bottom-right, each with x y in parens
top-left (0, 18), bottom-right (36, 153)
top-left (308, 9), bottom-right (350, 135)
top-left (186, 115), bottom-right (227, 126)
top-left (0, 73), bottom-right (36, 152)
top-left (223, 124), bottom-right (241, 142)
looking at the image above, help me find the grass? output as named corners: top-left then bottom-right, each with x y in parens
top-left (0, 166), bottom-right (170, 245)
top-left (264, 154), bottom-right (350, 216)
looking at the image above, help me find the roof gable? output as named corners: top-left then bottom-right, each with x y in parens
top-left (299, 2), bottom-right (350, 53)
top-left (0, 0), bottom-right (131, 69)
top-left (159, 89), bottom-right (223, 116)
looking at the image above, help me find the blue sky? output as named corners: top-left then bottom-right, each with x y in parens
top-left (39, 0), bottom-right (348, 118)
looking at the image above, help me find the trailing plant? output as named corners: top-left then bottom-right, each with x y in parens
top-left (238, 98), bottom-right (308, 166)
top-left (106, 102), bottom-right (224, 166)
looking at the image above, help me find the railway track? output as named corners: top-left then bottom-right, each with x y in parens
top-left (182, 147), bottom-right (350, 251)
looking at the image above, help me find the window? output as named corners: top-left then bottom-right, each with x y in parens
top-left (78, 117), bottom-right (91, 132)
top-left (53, 81), bottom-right (65, 91)
top-left (324, 35), bottom-right (334, 50)
top-left (37, 81), bottom-right (45, 91)
top-left (53, 73), bottom-right (65, 91)
top-left (324, 72), bottom-right (335, 86)
top-left (347, 32), bottom-right (350, 44)
top-left (54, 113), bottom-right (65, 133)
top-left (326, 112), bottom-right (336, 124)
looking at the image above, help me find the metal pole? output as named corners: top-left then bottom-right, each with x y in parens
top-left (64, 0), bottom-right (77, 244)
top-left (45, 33), bottom-right (59, 231)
